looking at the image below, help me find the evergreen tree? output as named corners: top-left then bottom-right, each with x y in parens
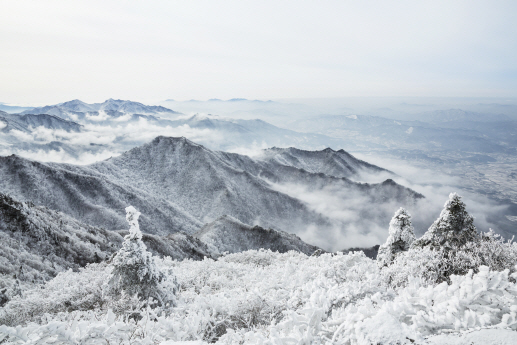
top-left (377, 208), bottom-right (415, 267)
top-left (412, 193), bottom-right (478, 250)
top-left (108, 206), bottom-right (174, 306)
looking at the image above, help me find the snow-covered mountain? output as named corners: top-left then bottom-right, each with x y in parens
top-left (58, 99), bottom-right (96, 113)
top-left (8, 100), bottom-right (352, 163)
top-left (0, 103), bottom-right (33, 114)
top-left (0, 192), bottom-right (214, 284)
top-left (21, 99), bottom-right (181, 122)
top-left (0, 113), bottom-right (82, 133)
top-left (0, 136), bottom-right (422, 250)
top-left (195, 215), bottom-right (321, 255)
top-left (256, 146), bottom-right (391, 179)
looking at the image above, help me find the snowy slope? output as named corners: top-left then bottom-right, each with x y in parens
top-left (115, 230), bottom-right (213, 261)
top-left (196, 215), bottom-right (321, 255)
top-left (0, 154), bottom-right (203, 235)
top-left (0, 193), bottom-right (121, 286)
top-left (88, 136), bottom-right (330, 233)
top-left (0, 192), bottom-right (218, 302)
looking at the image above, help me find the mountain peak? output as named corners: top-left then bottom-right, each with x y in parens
top-left (61, 99), bottom-right (84, 104)
top-left (151, 136), bottom-right (199, 147)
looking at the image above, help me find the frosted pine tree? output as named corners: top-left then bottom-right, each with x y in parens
top-left (412, 193), bottom-right (478, 250)
top-left (377, 207), bottom-right (415, 267)
top-left (405, 193), bottom-right (482, 283)
top-left (108, 206), bottom-right (175, 306)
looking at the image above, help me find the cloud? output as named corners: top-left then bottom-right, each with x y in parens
top-left (267, 180), bottom-right (406, 251)
top-left (258, 151), bottom-right (514, 251)
top-left (0, 119), bottom-right (228, 164)
top-left (0, 146), bottom-right (117, 165)
top-left (85, 110), bottom-right (110, 121)
top-left (353, 153), bottom-right (512, 237)
top-left (226, 140), bottom-right (270, 157)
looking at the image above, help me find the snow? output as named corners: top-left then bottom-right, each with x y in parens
top-left (1, 250), bottom-right (516, 344)
top-left (427, 329), bottom-right (517, 344)
top-left (1, 195), bottom-right (516, 342)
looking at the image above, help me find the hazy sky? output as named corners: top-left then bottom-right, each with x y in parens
top-left (1, 0), bottom-right (516, 105)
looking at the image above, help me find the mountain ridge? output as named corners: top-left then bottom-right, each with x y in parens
top-left (0, 136), bottom-right (423, 250)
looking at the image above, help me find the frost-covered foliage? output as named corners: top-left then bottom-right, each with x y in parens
top-left (0, 263), bottom-right (109, 326)
top-left (381, 193), bottom-right (517, 286)
top-left (108, 206), bottom-right (177, 307)
top-left (377, 207), bottom-right (415, 267)
top-left (0, 193), bottom-right (122, 308)
top-left (413, 192), bottom-right (478, 250)
top-left (1, 250), bottom-right (516, 344)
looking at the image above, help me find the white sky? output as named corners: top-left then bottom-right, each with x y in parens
top-left (1, 0), bottom-right (516, 105)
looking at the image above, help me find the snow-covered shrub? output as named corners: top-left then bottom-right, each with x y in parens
top-left (477, 229), bottom-right (517, 277)
top-left (377, 207), bottom-right (415, 267)
top-left (0, 263), bottom-right (109, 326)
top-left (107, 206), bottom-right (177, 308)
top-left (0, 249), bottom-right (516, 344)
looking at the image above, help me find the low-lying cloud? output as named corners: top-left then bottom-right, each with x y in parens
top-left (0, 119), bottom-right (228, 164)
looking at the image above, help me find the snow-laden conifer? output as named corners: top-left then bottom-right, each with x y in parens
top-left (377, 207), bottom-right (415, 267)
top-left (108, 206), bottom-right (176, 306)
top-left (412, 192), bottom-right (478, 250)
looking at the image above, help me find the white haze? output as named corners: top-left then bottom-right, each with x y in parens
top-left (266, 158), bottom-right (510, 251)
top-left (354, 153), bottom-right (511, 236)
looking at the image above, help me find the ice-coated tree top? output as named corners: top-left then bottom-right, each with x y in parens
top-left (125, 206), bottom-right (142, 240)
top-left (377, 207), bottom-right (415, 267)
top-left (388, 207), bottom-right (415, 245)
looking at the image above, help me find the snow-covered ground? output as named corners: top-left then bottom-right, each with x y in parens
top-left (1, 249), bottom-right (516, 344)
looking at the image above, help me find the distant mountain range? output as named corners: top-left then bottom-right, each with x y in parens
top-left (22, 99), bottom-right (181, 120)
top-left (1, 99), bottom-right (351, 161)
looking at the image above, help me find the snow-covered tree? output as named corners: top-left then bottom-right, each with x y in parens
top-left (377, 208), bottom-right (415, 268)
top-left (382, 194), bottom-right (517, 286)
top-left (412, 193), bottom-right (478, 250)
top-left (108, 206), bottom-right (176, 307)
